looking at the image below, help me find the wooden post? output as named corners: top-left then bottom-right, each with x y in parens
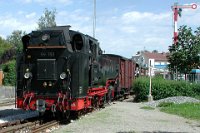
top-left (148, 60), bottom-right (153, 102)
top-left (0, 70), bottom-right (3, 86)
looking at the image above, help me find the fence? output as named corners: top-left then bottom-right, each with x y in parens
top-left (0, 86), bottom-right (15, 99)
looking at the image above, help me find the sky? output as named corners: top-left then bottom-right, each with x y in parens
top-left (0, 0), bottom-right (200, 58)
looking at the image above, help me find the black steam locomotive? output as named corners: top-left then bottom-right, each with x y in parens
top-left (16, 26), bottom-right (135, 116)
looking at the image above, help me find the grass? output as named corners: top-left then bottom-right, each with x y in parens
top-left (159, 102), bottom-right (200, 121)
top-left (140, 106), bottom-right (155, 110)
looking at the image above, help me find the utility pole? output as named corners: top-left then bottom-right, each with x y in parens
top-left (171, 3), bottom-right (197, 45)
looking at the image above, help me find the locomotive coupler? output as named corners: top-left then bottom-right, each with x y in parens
top-left (36, 99), bottom-right (46, 113)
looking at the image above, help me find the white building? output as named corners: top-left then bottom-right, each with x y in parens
top-left (132, 51), bottom-right (169, 76)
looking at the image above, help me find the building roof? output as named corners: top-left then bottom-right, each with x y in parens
top-left (143, 52), bottom-right (168, 61)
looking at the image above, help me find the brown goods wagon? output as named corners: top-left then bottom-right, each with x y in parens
top-left (101, 54), bottom-right (135, 95)
top-left (128, 59), bottom-right (135, 89)
top-left (125, 59), bottom-right (129, 89)
top-left (120, 58), bottom-right (135, 94)
top-left (120, 59), bottom-right (126, 89)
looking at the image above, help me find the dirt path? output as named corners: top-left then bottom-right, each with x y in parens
top-left (54, 102), bottom-right (200, 133)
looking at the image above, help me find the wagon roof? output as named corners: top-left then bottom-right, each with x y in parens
top-left (102, 54), bottom-right (130, 60)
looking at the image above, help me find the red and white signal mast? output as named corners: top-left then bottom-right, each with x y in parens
top-left (172, 3), bottom-right (197, 45)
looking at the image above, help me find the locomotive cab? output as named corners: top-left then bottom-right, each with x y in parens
top-left (71, 34), bottom-right (83, 51)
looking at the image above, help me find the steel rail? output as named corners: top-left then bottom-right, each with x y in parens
top-left (0, 121), bottom-right (39, 133)
top-left (31, 120), bottom-right (59, 133)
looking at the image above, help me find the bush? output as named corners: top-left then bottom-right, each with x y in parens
top-left (133, 77), bottom-right (200, 102)
top-left (133, 77), bottom-right (149, 102)
top-left (2, 60), bottom-right (16, 86)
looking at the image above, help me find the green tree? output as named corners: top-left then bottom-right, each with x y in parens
top-left (194, 27), bottom-right (200, 68)
top-left (0, 37), bottom-right (12, 56)
top-left (168, 25), bottom-right (200, 76)
top-left (6, 30), bottom-right (25, 53)
top-left (37, 8), bottom-right (57, 30)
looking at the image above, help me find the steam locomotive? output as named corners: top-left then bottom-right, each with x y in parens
top-left (16, 26), bottom-right (135, 117)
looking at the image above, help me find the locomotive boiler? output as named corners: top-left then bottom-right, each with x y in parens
top-left (16, 26), bottom-right (135, 116)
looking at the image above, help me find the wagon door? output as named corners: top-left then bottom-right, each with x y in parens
top-left (125, 60), bottom-right (129, 89)
top-left (128, 60), bottom-right (134, 89)
top-left (120, 59), bottom-right (125, 89)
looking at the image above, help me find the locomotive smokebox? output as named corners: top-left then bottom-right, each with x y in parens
top-left (37, 59), bottom-right (57, 80)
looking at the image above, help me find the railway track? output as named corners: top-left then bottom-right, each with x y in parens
top-left (0, 121), bottom-right (39, 133)
top-left (32, 120), bottom-right (59, 133)
top-left (0, 119), bottom-right (59, 133)
top-left (0, 96), bottom-right (134, 132)
top-left (0, 99), bottom-right (15, 107)
top-left (0, 102), bottom-right (15, 107)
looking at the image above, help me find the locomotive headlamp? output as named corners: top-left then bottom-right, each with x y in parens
top-left (79, 86), bottom-right (83, 94)
top-left (27, 55), bottom-right (31, 59)
top-left (43, 82), bottom-right (47, 87)
top-left (42, 34), bottom-right (50, 41)
top-left (24, 72), bottom-right (32, 79)
top-left (48, 81), bottom-right (52, 87)
top-left (60, 72), bottom-right (66, 79)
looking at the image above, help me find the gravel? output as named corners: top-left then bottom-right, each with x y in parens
top-left (145, 96), bottom-right (200, 108)
top-left (53, 96), bottom-right (200, 133)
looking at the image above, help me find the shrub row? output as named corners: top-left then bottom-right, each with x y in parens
top-left (133, 76), bottom-right (200, 102)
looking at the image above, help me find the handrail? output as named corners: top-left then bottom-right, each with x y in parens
top-left (27, 45), bottom-right (67, 49)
